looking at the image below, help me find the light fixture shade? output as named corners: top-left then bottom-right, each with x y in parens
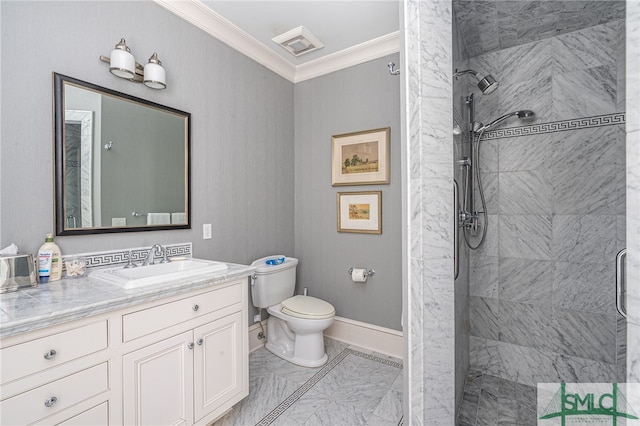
top-left (109, 38), bottom-right (136, 79)
top-left (143, 52), bottom-right (166, 90)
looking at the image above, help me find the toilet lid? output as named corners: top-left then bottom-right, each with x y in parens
top-left (281, 295), bottom-right (335, 319)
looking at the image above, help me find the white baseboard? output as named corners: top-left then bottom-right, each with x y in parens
top-left (248, 316), bottom-right (403, 360)
top-left (249, 321), bottom-right (267, 353)
top-left (324, 316), bottom-right (403, 360)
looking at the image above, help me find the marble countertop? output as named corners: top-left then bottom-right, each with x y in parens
top-left (0, 262), bottom-right (256, 340)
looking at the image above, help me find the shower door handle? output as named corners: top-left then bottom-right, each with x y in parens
top-left (616, 248), bottom-right (627, 318)
top-left (454, 180), bottom-right (459, 280)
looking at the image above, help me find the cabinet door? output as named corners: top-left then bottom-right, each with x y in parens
top-left (193, 311), bottom-right (245, 422)
top-left (123, 331), bottom-right (194, 426)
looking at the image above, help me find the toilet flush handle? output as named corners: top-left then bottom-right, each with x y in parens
top-left (251, 274), bottom-right (257, 286)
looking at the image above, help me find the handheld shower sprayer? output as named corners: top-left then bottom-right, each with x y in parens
top-left (459, 108), bottom-right (536, 250)
top-left (475, 110), bottom-right (535, 132)
top-left (453, 69), bottom-right (499, 95)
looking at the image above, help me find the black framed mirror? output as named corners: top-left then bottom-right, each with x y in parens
top-left (53, 73), bottom-right (191, 235)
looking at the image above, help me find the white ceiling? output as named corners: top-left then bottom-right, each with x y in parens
top-left (155, 0), bottom-right (400, 82)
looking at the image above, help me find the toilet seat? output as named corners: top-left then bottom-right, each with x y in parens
top-left (281, 295), bottom-right (335, 319)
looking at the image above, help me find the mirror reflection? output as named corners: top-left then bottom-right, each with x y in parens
top-left (54, 73), bottom-right (190, 235)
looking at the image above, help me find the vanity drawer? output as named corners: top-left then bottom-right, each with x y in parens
top-left (0, 320), bottom-right (108, 384)
top-left (122, 282), bottom-right (243, 342)
top-left (0, 363), bottom-right (108, 425)
top-left (57, 401), bottom-right (109, 425)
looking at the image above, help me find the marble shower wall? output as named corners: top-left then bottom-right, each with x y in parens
top-left (465, 19), bottom-right (627, 386)
top-left (403, 0), bottom-right (456, 424)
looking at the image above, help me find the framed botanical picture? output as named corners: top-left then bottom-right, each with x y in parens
top-left (337, 191), bottom-right (382, 234)
top-left (331, 127), bottom-right (390, 186)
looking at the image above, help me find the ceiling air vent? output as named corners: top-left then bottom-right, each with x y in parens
top-left (272, 26), bottom-right (324, 57)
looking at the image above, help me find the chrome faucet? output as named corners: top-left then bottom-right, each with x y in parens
top-left (124, 250), bottom-right (137, 269)
top-left (142, 244), bottom-right (167, 265)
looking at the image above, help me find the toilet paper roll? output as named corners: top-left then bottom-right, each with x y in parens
top-left (351, 268), bottom-right (367, 283)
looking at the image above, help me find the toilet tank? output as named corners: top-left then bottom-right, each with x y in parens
top-left (250, 256), bottom-right (298, 308)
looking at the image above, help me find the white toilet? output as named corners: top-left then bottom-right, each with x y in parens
top-left (251, 256), bottom-right (335, 367)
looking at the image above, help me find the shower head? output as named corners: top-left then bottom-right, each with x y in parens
top-left (477, 110), bottom-right (535, 132)
top-left (477, 75), bottom-right (498, 94)
top-left (453, 69), bottom-right (499, 95)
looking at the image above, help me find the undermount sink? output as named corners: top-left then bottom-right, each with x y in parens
top-left (90, 258), bottom-right (229, 289)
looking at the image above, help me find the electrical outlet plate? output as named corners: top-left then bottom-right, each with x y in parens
top-left (203, 223), bottom-right (212, 239)
top-left (253, 314), bottom-right (261, 323)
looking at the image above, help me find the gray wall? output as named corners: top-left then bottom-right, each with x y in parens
top-left (293, 55), bottom-right (402, 331)
top-left (0, 1), bottom-right (294, 267)
top-left (466, 19), bottom-right (627, 386)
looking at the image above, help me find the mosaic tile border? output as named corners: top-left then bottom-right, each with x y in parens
top-left (61, 242), bottom-right (192, 270)
top-left (452, 112), bottom-right (625, 144)
top-left (481, 112), bottom-right (626, 141)
top-left (255, 348), bottom-right (403, 426)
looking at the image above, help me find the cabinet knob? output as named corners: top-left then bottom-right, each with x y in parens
top-left (44, 396), bottom-right (58, 407)
top-left (192, 304), bottom-right (199, 312)
top-left (44, 349), bottom-right (57, 360)
top-left (196, 338), bottom-right (203, 346)
top-left (187, 342), bottom-right (195, 349)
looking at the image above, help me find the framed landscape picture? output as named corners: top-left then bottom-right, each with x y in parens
top-left (331, 127), bottom-right (390, 186)
top-left (337, 191), bottom-right (382, 234)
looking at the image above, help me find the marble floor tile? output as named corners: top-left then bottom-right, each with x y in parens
top-left (475, 389), bottom-right (498, 426)
top-left (463, 370), bottom-right (484, 396)
top-left (456, 392), bottom-right (479, 425)
top-left (216, 340), bottom-right (403, 426)
top-left (497, 397), bottom-right (518, 424)
top-left (372, 387), bottom-right (403, 423)
top-left (457, 372), bottom-right (540, 426)
top-left (302, 400), bottom-right (368, 426)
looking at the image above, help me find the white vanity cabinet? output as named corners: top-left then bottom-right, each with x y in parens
top-left (0, 320), bottom-right (110, 425)
top-left (0, 273), bottom-right (250, 426)
top-left (121, 279), bottom-right (248, 426)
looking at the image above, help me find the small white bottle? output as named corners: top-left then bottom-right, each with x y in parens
top-left (38, 233), bottom-right (62, 282)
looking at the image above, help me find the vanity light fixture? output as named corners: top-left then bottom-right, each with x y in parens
top-left (100, 38), bottom-right (167, 90)
top-left (143, 53), bottom-right (166, 90)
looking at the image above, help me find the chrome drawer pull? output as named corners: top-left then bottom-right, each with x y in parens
top-left (196, 338), bottom-right (203, 346)
top-left (44, 349), bottom-right (57, 360)
top-left (192, 304), bottom-right (199, 312)
top-left (187, 342), bottom-right (194, 349)
top-left (44, 396), bottom-right (58, 407)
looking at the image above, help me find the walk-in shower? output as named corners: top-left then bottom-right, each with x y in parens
top-left (457, 92), bottom-right (535, 249)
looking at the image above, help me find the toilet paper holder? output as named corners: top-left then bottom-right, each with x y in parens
top-left (347, 267), bottom-right (375, 278)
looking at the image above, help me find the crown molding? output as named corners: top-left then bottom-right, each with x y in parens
top-left (294, 31), bottom-right (400, 83)
top-left (154, 0), bottom-right (296, 81)
top-left (155, 0), bottom-right (400, 83)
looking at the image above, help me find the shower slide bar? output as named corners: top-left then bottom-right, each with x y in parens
top-left (616, 248), bottom-right (627, 318)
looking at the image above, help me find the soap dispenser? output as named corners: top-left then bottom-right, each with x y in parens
top-left (37, 233), bottom-right (62, 282)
